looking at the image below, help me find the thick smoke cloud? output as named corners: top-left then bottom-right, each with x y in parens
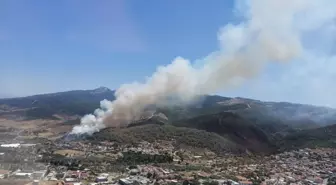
top-left (233, 0), bottom-right (336, 107)
top-left (71, 0), bottom-right (336, 135)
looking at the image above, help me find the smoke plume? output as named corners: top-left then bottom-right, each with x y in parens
top-left (71, 0), bottom-right (333, 135)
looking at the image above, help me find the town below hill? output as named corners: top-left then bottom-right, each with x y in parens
top-left (0, 87), bottom-right (335, 184)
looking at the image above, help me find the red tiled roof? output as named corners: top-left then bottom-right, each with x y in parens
top-left (0, 169), bottom-right (10, 174)
top-left (239, 181), bottom-right (253, 185)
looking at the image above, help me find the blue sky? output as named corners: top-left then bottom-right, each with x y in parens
top-left (1, 0), bottom-right (336, 107)
top-left (0, 0), bottom-right (234, 95)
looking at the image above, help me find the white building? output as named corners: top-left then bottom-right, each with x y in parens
top-left (1, 143), bottom-right (20, 148)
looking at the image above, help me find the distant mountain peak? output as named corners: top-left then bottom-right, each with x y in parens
top-left (91, 86), bottom-right (112, 94)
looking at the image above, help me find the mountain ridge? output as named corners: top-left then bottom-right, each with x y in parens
top-left (0, 87), bottom-right (333, 110)
top-left (1, 87), bottom-right (336, 127)
top-left (0, 87), bottom-right (115, 118)
top-left (0, 87), bottom-right (335, 153)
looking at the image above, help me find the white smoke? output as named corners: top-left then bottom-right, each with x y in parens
top-left (71, 0), bottom-right (336, 135)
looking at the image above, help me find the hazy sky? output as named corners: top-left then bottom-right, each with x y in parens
top-left (1, 0), bottom-right (336, 107)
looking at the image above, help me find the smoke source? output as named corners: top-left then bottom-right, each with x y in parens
top-left (71, 0), bottom-right (334, 135)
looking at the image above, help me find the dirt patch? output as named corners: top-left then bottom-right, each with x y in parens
top-left (0, 118), bottom-right (71, 137)
top-left (54, 149), bottom-right (84, 156)
top-left (47, 125), bottom-right (73, 134)
top-left (30, 181), bottom-right (60, 185)
top-left (38, 132), bottom-right (54, 137)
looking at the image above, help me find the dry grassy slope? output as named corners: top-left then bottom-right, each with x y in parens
top-left (0, 118), bottom-right (74, 140)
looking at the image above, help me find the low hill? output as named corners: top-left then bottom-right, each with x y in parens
top-left (85, 112), bottom-right (277, 154)
top-left (88, 124), bottom-right (243, 154)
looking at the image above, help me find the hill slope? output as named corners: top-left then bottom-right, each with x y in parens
top-left (278, 124), bottom-right (336, 150)
top-left (157, 96), bottom-right (336, 131)
top-left (174, 112), bottom-right (276, 153)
